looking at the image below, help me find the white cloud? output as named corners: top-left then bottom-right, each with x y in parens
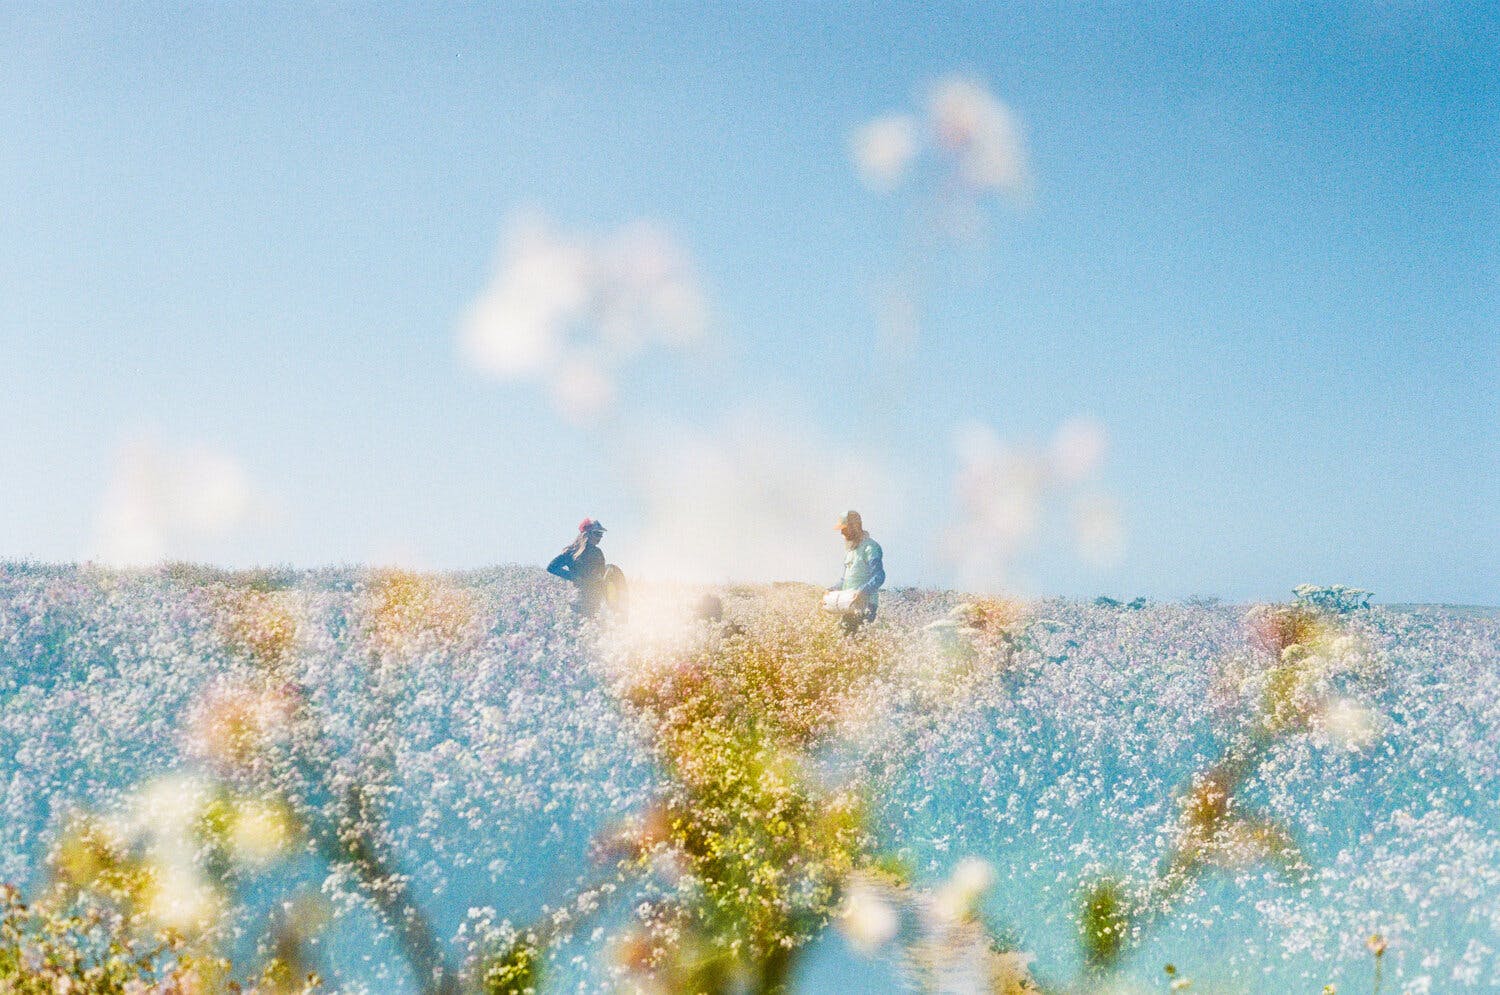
top-left (459, 211), bottom-right (708, 421)
top-left (93, 436), bottom-right (265, 566)
top-left (616, 409), bottom-right (893, 584)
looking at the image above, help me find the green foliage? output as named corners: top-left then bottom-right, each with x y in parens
top-left (606, 588), bottom-right (894, 990)
top-left (0, 884), bottom-right (203, 992)
top-left (1078, 876), bottom-right (1132, 972)
top-left (865, 851), bottom-right (915, 888)
top-left (161, 561), bottom-right (296, 593)
top-left (1092, 596), bottom-right (1145, 609)
top-left (481, 938), bottom-right (541, 995)
top-left (662, 723), bottom-right (865, 963)
top-left (1292, 584), bottom-right (1372, 614)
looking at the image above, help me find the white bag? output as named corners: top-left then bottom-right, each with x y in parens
top-left (822, 589), bottom-right (860, 614)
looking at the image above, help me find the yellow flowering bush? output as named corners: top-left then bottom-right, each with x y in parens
top-left (603, 590), bottom-right (891, 990)
top-left (364, 569), bottom-right (478, 658)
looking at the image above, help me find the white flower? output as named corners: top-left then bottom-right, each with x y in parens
top-left (928, 77), bottom-right (1028, 194)
top-left (853, 114), bottom-right (918, 190)
top-left (229, 798), bottom-right (296, 866)
top-left (459, 212), bottom-right (709, 418)
top-left (1050, 417), bottom-right (1108, 484)
top-left (1322, 698), bottom-right (1381, 751)
top-left (839, 878), bottom-right (899, 953)
top-left (933, 856), bottom-right (995, 922)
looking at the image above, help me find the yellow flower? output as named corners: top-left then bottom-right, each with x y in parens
top-left (366, 569), bottom-right (476, 656)
top-left (228, 797), bottom-right (298, 866)
top-left (219, 589), bottom-right (300, 667)
top-left (141, 864), bottom-right (221, 932)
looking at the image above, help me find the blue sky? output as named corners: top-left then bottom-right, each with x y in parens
top-left (1, 3), bottom-right (1495, 603)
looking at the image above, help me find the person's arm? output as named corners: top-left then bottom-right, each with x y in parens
top-left (857, 546), bottom-right (885, 597)
top-left (547, 552), bottom-right (577, 581)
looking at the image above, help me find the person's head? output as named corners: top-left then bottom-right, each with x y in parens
top-left (837, 510), bottom-right (864, 545)
top-left (579, 518), bottom-right (606, 548)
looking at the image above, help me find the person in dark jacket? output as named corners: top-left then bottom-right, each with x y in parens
top-left (547, 519), bottom-right (608, 616)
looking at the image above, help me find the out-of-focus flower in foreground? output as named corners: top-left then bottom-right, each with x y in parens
top-left (852, 114), bottom-right (918, 190)
top-left (931, 856), bottom-right (995, 924)
top-left (1319, 697), bottom-right (1381, 751)
top-left (141, 863), bottom-right (221, 933)
top-left (838, 875), bottom-right (899, 953)
top-left (944, 418), bottom-right (1122, 591)
top-left (459, 211), bottom-right (708, 421)
top-left (93, 436), bottom-right (266, 566)
top-left (186, 680), bottom-right (296, 773)
top-left (226, 796), bottom-right (298, 866)
top-left (853, 75), bottom-right (1029, 201)
top-left (928, 77), bottom-right (1028, 195)
top-left (621, 409), bottom-right (890, 585)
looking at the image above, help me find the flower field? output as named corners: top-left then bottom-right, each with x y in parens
top-left (0, 562), bottom-right (1495, 993)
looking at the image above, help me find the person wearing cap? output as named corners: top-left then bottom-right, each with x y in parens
top-left (548, 519), bottom-right (609, 616)
top-left (831, 510), bottom-right (885, 634)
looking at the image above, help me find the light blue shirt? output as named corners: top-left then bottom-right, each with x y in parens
top-left (837, 535), bottom-right (885, 610)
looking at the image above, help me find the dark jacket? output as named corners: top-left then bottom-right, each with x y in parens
top-left (547, 545), bottom-right (607, 615)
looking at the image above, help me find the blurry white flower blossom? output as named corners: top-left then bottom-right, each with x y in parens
top-left (1321, 698), bottom-right (1381, 751)
top-left (1072, 494), bottom-right (1126, 568)
top-left (459, 211), bottom-right (708, 420)
top-left (1050, 417), bottom-right (1108, 484)
top-left (944, 418), bottom-right (1122, 590)
top-left (596, 222), bottom-right (708, 349)
top-left (93, 436), bottom-right (264, 566)
top-left (550, 356), bottom-right (616, 420)
top-left (852, 75), bottom-right (1029, 200)
top-left (229, 798), bottom-right (297, 866)
top-left (854, 76), bottom-right (1029, 349)
top-left (944, 423), bottom-right (1044, 590)
top-left (933, 856), bottom-right (996, 923)
top-left (620, 409), bottom-right (892, 584)
top-left (928, 77), bottom-right (1028, 195)
top-left (131, 773), bottom-right (212, 839)
top-left (853, 114), bottom-right (918, 190)
top-left (144, 863), bottom-right (220, 931)
top-left (839, 876), bottom-right (900, 953)
top-left (460, 216), bottom-right (589, 377)
top-left (953, 422), bottom-right (1046, 548)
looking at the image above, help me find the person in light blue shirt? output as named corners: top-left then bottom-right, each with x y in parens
top-left (831, 510), bottom-right (885, 634)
